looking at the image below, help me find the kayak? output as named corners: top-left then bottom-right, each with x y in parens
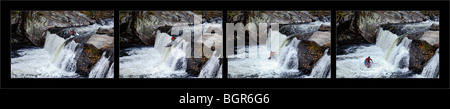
top-left (165, 41), bottom-right (175, 47)
top-left (364, 61), bottom-right (371, 68)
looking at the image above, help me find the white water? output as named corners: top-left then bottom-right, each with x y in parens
top-left (106, 63), bottom-right (115, 78)
top-left (198, 52), bottom-right (222, 78)
top-left (11, 20), bottom-right (114, 78)
top-left (337, 21), bottom-right (438, 78)
top-left (119, 22), bottom-right (223, 78)
top-left (418, 49), bottom-right (439, 78)
top-left (89, 52), bottom-right (113, 78)
top-left (228, 21), bottom-right (330, 78)
top-left (307, 49), bottom-right (331, 78)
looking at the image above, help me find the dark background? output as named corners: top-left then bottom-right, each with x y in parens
top-left (1, 0), bottom-right (449, 108)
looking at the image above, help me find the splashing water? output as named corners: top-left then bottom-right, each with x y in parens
top-left (337, 21), bottom-right (438, 78)
top-left (119, 22), bottom-right (222, 78)
top-left (228, 21), bottom-right (330, 78)
top-left (11, 20), bottom-right (114, 78)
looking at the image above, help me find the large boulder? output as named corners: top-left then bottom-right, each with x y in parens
top-left (430, 23), bottom-right (439, 31)
top-left (228, 11), bottom-right (330, 25)
top-left (120, 11), bottom-right (212, 48)
top-left (409, 31), bottom-right (439, 73)
top-left (318, 24), bottom-right (331, 31)
top-left (11, 11), bottom-right (95, 47)
top-left (75, 35), bottom-right (114, 76)
top-left (11, 11), bottom-right (34, 50)
top-left (336, 11), bottom-right (369, 46)
top-left (96, 27), bottom-right (114, 36)
top-left (297, 31), bottom-right (331, 74)
top-left (355, 11), bottom-right (428, 43)
top-left (336, 11), bottom-right (437, 46)
top-left (78, 11), bottom-right (114, 22)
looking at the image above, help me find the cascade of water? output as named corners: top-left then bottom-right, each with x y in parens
top-left (308, 49), bottom-right (331, 78)
top-left (421, 49), bottom-right (439, 78)
top-left (106, 62), bottom-right (114, 78)
top-left (89, 52), bottom-right (112, 78)
top-left (11, 19), bottom-right (114, 78)
top-left (198, 51), bottom-right (221, 78)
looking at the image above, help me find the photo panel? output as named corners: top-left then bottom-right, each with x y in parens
top-left (10, 11), bottom-right (115, 78)
top-left (119, 11), bottom-right (223, 78)
top-left (336, 11), bottom-right (440, 78)
top-left (226, 11), bottom-right (331, 78)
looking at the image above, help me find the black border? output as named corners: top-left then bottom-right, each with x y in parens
top-left (1, 1), bottom-right (449, 89)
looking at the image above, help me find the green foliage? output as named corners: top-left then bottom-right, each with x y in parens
top-left (146, 11), bottom-right (154, 15)
top-left (227, 12), bottom-right (234, 18)
top-left (11, 11), bottom-right (20, 14)
top-left (87, 11), bottom-right (95, 18)
top-left (337, 11), bottom-right (345, 18)
top-left (309, 11), bottom-right (316, 16)
top-left (37, 12), bottom-right (44, 16)
top-left (194, 11), bottom-right (204, 15)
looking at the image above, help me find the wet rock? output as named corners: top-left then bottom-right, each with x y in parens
top-left (78, 11), bottom-right (114, 22)
top-left (409, 30), bottom-right (439, 73)
top-left (336, 11), bottom-right (439, 46)
top-left (120, 11), bottom-right (209, 48)
top-left (229, 11), bottom-right (329, 25)
top-left (186, 58), bottom-right (207, 76)
top-left (318, 24), bottom-right (331, 31)
top-left (430, 23), bottom-right (439, 31)
top-left (409, 40), bottom-right (438, 73)
top-left (86, 35), bottom-right (114, 49)
top-left (75, 35), bottom-right (114, 76)
top-left (297, 31), bottom-right (331, 74)
top-left (420, 31), bottom-right (439, 46)
top-left (297, 40), bottom-right (329, 74)
top-left (96, 27), bottom-right (114, 36)
top-left (119, 11), bottom-right (145, 49)
top-left (336, 11), bottom-right (368, 46)
top-left (355, 11), bottom-right (428, 43)
top-left (12, 11), bottom-right (97, 47)
top-left (10, 11), bottom-right (34, 49)
top-left (308, 31), bottom-right (331, 47)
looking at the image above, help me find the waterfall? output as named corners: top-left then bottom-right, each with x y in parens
top-left (155, 31), bottom-right (189, 72)
top-left (198, 52), bottom-right (221, 78)
top-left (106, 63), bottom-right (115, 78)
top-left (216, 65), bottom-right (223, 78)
top-left (337, 21), bottom-right (438, 78)
top-left (376, 28), bottom-right (412, 69)
top-left (278, 39), bottom-right (300, 69)
top-left (44, 32), bottom-right (80, 72)
top-left (11, 19), bottom-right (114, 78)
top-left (421, 49), bottom-right (439, 78)
top-left (308, 49), bottom-right (331, 78)
top-left (229, 21), bottom-right (329, 78)
top-left (89, 52), bottom-right (113, 78)
top-left (120, 22), bottom-right (222, 78)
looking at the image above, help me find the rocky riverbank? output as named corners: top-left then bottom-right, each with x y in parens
top-left (11, 11), bottom-right (114, 78)
top-left (227, 11), bottom-right (331, 76)
top-left (119, 11), bottom-right (223, 77)
top-left (336, 11), bottom-right (439, 76)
